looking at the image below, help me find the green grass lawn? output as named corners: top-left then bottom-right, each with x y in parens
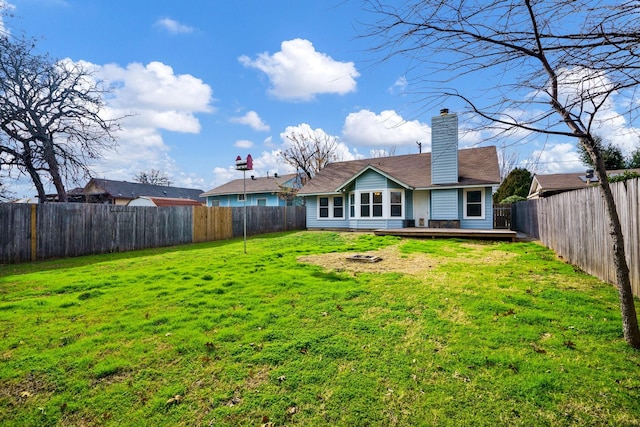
top-left (1, 231), bottom-right (639, 426)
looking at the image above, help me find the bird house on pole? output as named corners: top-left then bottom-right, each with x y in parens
top-left (235, 154), bottom-right (253, 171)
top-left (235, 154), bottom-right (253, 253)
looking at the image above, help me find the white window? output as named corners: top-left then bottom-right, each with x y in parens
top-left (390, 191), bottom-right (403, 217)
top-left (237, 194), bottom-right (245, 202)
top-left (464, 188), bottom-right (485, 219)
top-left (360, 191), bottom-right (383, 217)
top-left (257, 198), bottom-right (267, 206)
top-left (349, 193), bottom-right (355, 217)
top-left (318, 196), bottom-right (344, 219)
top-left (354, 190), bottom-right (404, 219)
top-left (211, 200), bottom-right (220, 207)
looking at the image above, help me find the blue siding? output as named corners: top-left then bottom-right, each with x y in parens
top-left (431, 114), bottom-right (459, 184)
top-left (306, 170), bottom-right (413, 230)
top-left (306, 196), bottom-right (350, 229)
top-left (355, 170), bottom-right (387, 190)
top-left (405, 190), bottom-right (414, 219)
top-left (431, 189), bottom-right (459, 219)
top-left (207, 192), bottom-right (285, 207)
top-left (348, 219), bottom-right (403, 229)
top-left (459, 187), bottom-right (494, 229)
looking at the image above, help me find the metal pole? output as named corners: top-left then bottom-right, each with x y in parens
top-left (243, 169), bottom-right (247, 254)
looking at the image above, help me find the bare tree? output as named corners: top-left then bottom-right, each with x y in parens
top-left (366, 0), bottom-right (640, 347)
top-left (498, 147), bottom-right (520, 182)
top-left (133, 169), bottom-right (173, 186)
top-left (281, 132), bottom-right (341, 183)
top-left (0, 35), bottom-right (119, 202)
top-left (370, 146), bottom-right (398, 158)
top-left (0, 171), bottom-right (12, 201)
top-left (0, 132), bottom-right (49, 201)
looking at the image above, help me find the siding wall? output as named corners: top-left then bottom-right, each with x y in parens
top-left (208, 193), bottom-right (283, 207)
top-left (459, 187), bottom-right (494, 229)
top-left (405, 190), bottom-right (414, 220)
top-left (431, 189), bottom-right (459, 220)
top-left (305, 172), bottom-right (414, 230)
top-left (305, 196), bottom-right (350, 229)
top-left (431, 113), bottom-right (459, 184)
top-left (355, 170), bottom-right (387, 190)
top-left (348, 219), bottom-right (404, 229)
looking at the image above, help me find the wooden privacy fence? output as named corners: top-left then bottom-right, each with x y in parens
top-left (512, 178), bottom-right (640, 297)
top-left (0, 204), bottom-right (306, 263)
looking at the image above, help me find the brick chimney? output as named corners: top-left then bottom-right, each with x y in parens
top-left (431, 109), bottom-right (459, 184)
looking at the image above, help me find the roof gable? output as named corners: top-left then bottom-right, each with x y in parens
top-left (337, 164), bottom-right (412, 192)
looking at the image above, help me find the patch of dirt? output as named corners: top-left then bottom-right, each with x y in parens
top-left (297, 241), bottom-right (517, 276)
top-left (297, 244), bottom-right (444, 275)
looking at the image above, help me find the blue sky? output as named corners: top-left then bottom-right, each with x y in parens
top-left (2, 0), bottom-right (638, 197)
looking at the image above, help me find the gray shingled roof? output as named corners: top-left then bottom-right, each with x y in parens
top-left (200, 173), bottom-right (299, 197)
top-left (298, 146), bottom-right (500, 195)
top-left (531, 168), bottom-right (640, 196)
top-left (85, 179), bottom-right (204, 201)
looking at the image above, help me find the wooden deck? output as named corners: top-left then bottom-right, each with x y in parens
top-left (374, 228), bottom-right (518, 242)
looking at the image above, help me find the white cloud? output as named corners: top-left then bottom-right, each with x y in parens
top-left (388, 76), bottom-right (407, 95)
top-left (531, 142), bottom-right (583, 174)
top-left (155, 17), bottom-right (194, 34)
top-left (209, 122), bottom-right (364, 187)
top-left (174, 172), bottom-right (205, 190)
top-left (532, 67), bottom-right (640, 161)
top-left (592, 114), bottom-right (639, 157)
top-left (100, 62), bottom-right (213, 114)
top-left (230, 110), bottom-right (270, 131)
top-left (208, 150), bottom-right (294, 189)
top-left (280, 123), bottom-right (361, 162)
top-left (234, 139), bottom-right (254, 149)
top-left (263, 136), bottom-right (275, 148)
top-left (60, 60), bottom-right (215, 187)
top-left (342, 109), bottom-right (431, 148)
top-left (555, 67), bottom-right (615, 113)
top-left (91, 127), bottom-right (171, 179)
top-left (209, 166), bottom-right (239, 188)
top-left (239, 38), bottom-right (359, 101)
top-left (0, 1), bottom-right (15, 35)
top-left (251, 149), bottom-right (294, 176)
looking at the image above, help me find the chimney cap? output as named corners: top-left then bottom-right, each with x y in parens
top-left (440, 108), bottom-right (449, 115)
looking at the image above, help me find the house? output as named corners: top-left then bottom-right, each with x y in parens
top-left (83, 178), bottom-right (205, 205)
top-left (126, 196), bottom-right (203, 207)
top-left (298, 110), bottom-right (501, 230)
top-left (200, 173), bottom-right (302, 207)
top-left (528, 168), bottom-right (640, 199)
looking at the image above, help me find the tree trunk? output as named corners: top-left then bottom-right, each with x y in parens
top-left (42, 137), bottom-right (67, 202)
top-left (23, 163), bottom-right (47, 203)
top-left (588, 142), bottom-right (640, 348)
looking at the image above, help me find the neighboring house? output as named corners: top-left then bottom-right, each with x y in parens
top-left (298, 110), bottom-right (501, 230)
top-left (40, 187), bottom-right (88, 203)
top-left (127, 196), bottom-right (203, 207)
top-left (83, 178), bottom-right (205, 205)
top-left (528, 168), bottom-right (640, 199)
top-left (200, 173), bottom-right (302, 207)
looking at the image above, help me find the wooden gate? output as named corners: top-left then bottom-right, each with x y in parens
top-left (493, 204), bottom-right (512, 229)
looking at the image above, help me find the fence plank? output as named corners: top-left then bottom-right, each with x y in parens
top-left (1, 204), bottom-right (305, 263)
top-left (513, 178), bottom-right (640, 297)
